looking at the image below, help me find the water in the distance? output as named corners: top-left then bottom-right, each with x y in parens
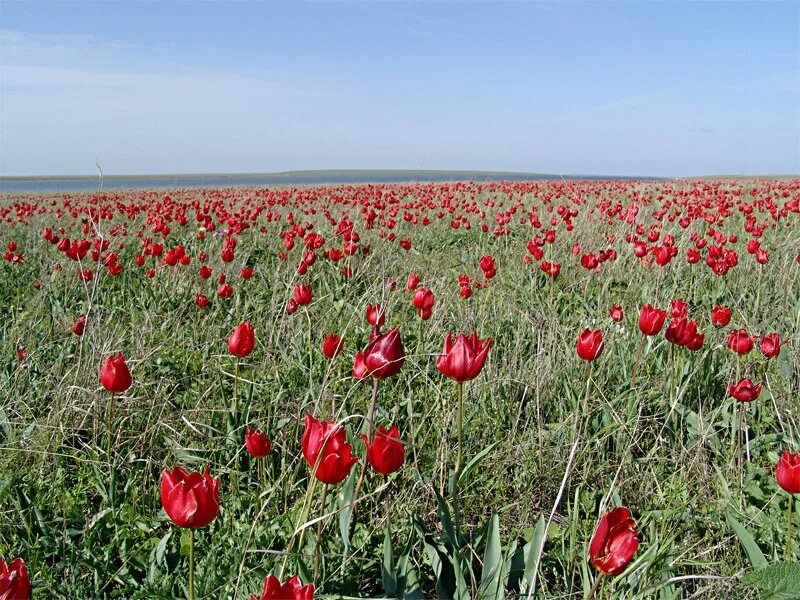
top-left (0, 171), bottom-right (631, 194)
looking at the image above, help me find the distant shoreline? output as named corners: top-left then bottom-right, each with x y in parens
top-left (0, 169), bottom-right (660, 182)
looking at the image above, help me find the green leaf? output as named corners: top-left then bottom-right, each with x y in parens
top-left (459, 441), bottom-right (501, 486)
top-left (337, 468), bottom-right (356, 550)
top-left (741, 563), bottom-right (800, 599)
top-left (155, 530), bottom-right (172, 568)
top-left (727, 513), bottom-right (767, 570)
top-left (521, 515), bottom-right (547, 594)
top-left (478, 513), bottom-right (505, 600)
top-left (434, 490), bottom-right (459, 550)
top-left (383, 526), bottom-right (396, 596)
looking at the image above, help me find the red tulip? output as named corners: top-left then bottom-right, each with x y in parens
top-left (711, 306), bottom-right (731, 327)
top-left (199, 265), bottom-right (212, 279)
top-left (361, 424), bottom-right (405, 476)
top-left (72, 315), bottom-right (87, 336)
top-left (609, 306), bottom-right (623, 322)
top-left (436, 331), bottom-right (492, 382)
top-left (301, 415), bottom-right (358, 485)
top-left (760, 333), bottom-right (781, 359)
top-left (589, 507), bottom-right (639, 576)
top-left (727, 329), bottom-right (753, 355)
top-left (287, 299), bottom-right (298, 314)
top-left (406, 272), bottom-right (420, 291)
top-left (241, 266), bottom-right (255, 280)
top-left (16, 346), bottom-right (26, 362)
top-left (100, 353), bottom-right (132, 393)
top-left (194, 293), bottom-right (209, 309)
top-left (293, 283), bottom-right (312, 306)
top-left (670, 298), bottom-right (688, 319)
top-left (366, 304), bottom-right (386, 328)
top-left (638, 305), bottom-right (667, 336)
top-left (727, 378), bottom-right (762, 402)
top-left (245, 428), bottom-right (271, 458)
top-left (228, 322), bottom-right (255, 357)
top-left (412, 288), bottom-right (435, 320)
top-left (355, 327), bottom-right (405, 380)
top-left (775, 451), bottom-right (800, 494)
top-left (0, 557), bottom-right (30, 600)
top-left (217, 283), bottom-right (233, 298)
top-left (322, 333), bottom-right (345, 359)
top-left (251, 575), bottom-right (314, 600)
top-left (576, 329), bottom-right (603, 361)
top-left (665, 317), bottom-right (698, 347)
top-left (160, 466), bottom-right (220, 528)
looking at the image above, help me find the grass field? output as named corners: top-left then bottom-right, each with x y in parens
top-left (1, 178), bottom-right (799, 599)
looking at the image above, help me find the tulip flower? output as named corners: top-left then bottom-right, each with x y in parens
top-left (760, 333), bottom-right (781, 359)
top-left (665, 317), bottom-right (698, 347)
top-left (366, 304), bottom-right (386, 328)
top-left (406, 272), bottom-right (420, 291)
top-left (72, 315), bottom-right (87, 336)
top-left (251, 575), bottom-right (314, 600)
top-left (609, 305), bottom-right (623, 322)
top-left (776, 451), bottom-right (800, 495)
top-left (727, 378), bottom-right (762, 402)
top-left (361, 424), bottom-right (405, 476)
top-left (354, 328), bottom-right (405, 380)
top-left (711, 306), bottom-right (731, 327)
top-left (100, 353), bottom-right (132, 393)
top-left (0, 557), bottom-right (31, 600)
top-left (228, 322), bottom-right (255, 357)
top-left (322, 332), bottom-right (344, 359)
top-left (727, 329), bottom-right (754, 355)
top-left (436, 332), bottom-right (492, 382)
top-left (161, 466), bottom-right (220, 600)
top-left (670, 298), bottom-right (688, 318)
top-left (775, 451), bottom-right (800, 559)
top-left (301, 415), bottom-right (358, 485)
top-left (638, 304), bottom-right (667, 336)
top-left (245, 427), bottom-right (271, 458)
top-left (576, 329), bottom-right (603, 361)
top-left (412, 288), bottom-right (435, 320)
top-left (194, 294), bottom-right (208, 309)
top-left (589, 507), bottom-right (639, 580)
top-left (293, 283), bottom-right (312, 305)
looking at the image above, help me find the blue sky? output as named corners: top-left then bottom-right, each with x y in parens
top-left (1, 1), bottom-right (798, 177)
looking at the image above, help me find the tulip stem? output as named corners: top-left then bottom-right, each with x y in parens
top-left (630, 336), bottom-right (645, 388)
top-left (106, 393), bottom-right (114, 459)
top-left (350, 377), bottom-right (380, 522)
top-left (453, 381), bottom-right (465, 546)
top-left (313, 484), bottom-right (328, 581)
top-left (787, 494), bottom-right (794, 560)
top-left (188, 528), bottom-right (195, 600)
top-left (586, 573), bottom-right (604, 600)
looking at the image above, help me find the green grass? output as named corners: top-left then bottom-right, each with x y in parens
top-left (0, 180), bottom-right (799, 598)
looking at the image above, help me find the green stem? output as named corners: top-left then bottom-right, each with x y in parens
top-left (188, 528), bottom-right (195, 600)
top-left (313, 484), bottom-right (328, 580)
top-left (586, 573), bottom-right (604, 600)
top-left (350, 377), bottom-right (380, 519)
top-left (453, 381), bottom-right (465, 545)
top-left (788, 494), bottom-right (794, 560)
top-left (106, 393), bottom-right (114, 459)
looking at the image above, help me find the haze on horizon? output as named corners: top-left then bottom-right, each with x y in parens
top-left (1, 0), bottom-right (798, 179)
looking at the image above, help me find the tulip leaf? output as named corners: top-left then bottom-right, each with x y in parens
top-left (459, 440), bottom-right (501, 487)
top-left (434, 490), bottom-right (459, 550)
top-left (521, 514), bottom-right (547, 595)
top-left (741, 563), bottom-right (800, 599)
top-left (155, 530), bottom-right (172, 568)
top-left (338, 468), bottom-right (356, 550)
top-left (383, 526), bottom-right (396, 596)
top-left (478, 513), bottom-right (504, 600)
top-left (726, 513), bottom-right (767, 570)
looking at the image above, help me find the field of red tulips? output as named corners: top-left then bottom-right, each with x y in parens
top-left (1, 178), bottom-right (800, 599)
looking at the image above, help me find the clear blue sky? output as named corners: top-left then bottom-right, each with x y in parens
top-left (1, 1), bottom-right (798, 177)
